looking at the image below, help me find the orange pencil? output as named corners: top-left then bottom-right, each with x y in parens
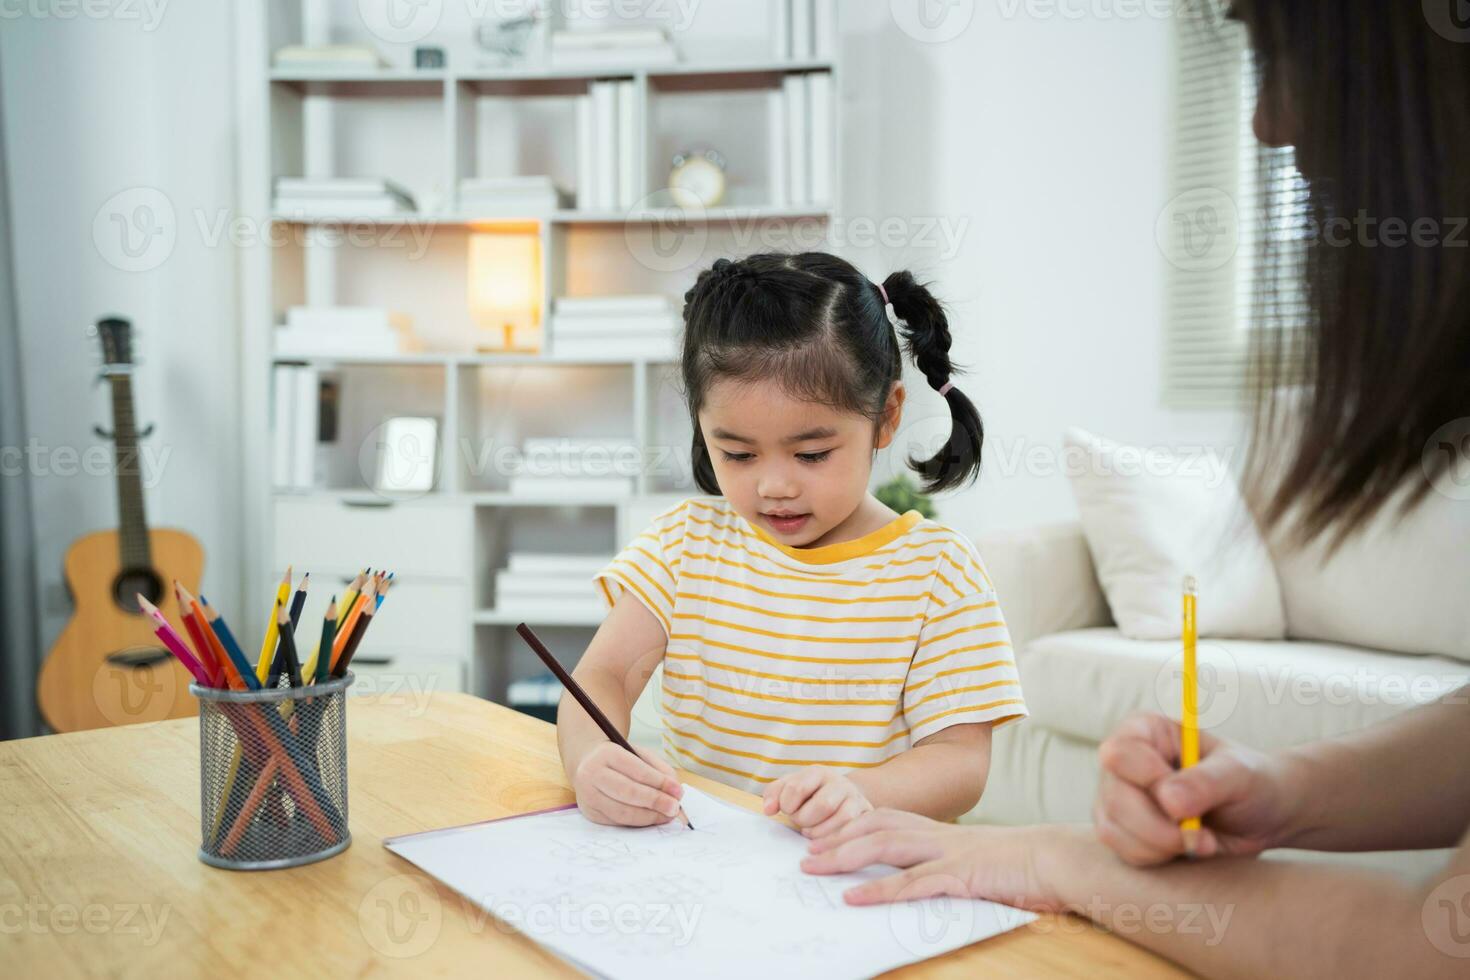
top-left (331, 575), bottom-right (378, 668)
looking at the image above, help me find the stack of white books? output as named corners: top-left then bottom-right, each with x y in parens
top-left (275, 307), bottom-right (423, 357)
top-left (508, 436), bottom-right (639, 498)
top-left (274, 177), bottom-right (416, 217)
top-left (459, 176), bottom-right (570, 214)
top-left (273, 44), bottom-right (385, 71)
top-left (272, 364), bottom-right (320, 492)
top-left (548, 295), bottom-right (680, 361)
top-left (493, 552), bottom-right (614, 619)
top-left (576, 80), bottom-right (638, 210)
top-left (550, 27), bottom-right (677, 68)
top-left (770, 0), bottom-right (837, 60)
top-left (768, 70), bottom-right (833, 207)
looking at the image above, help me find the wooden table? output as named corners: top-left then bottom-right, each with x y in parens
top-left (1, 692), bottom-right (1186, 977)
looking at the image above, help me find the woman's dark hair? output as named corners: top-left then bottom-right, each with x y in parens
top-left (1231, 0), bottom-right (1470, 546)
top-left (679, 251), bottom-right (983, 497)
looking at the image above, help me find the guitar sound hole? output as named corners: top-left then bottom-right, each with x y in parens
top-left (114, 568), bottom-right (164, 614)
top-left (106, 645), bottom-right (173, 669)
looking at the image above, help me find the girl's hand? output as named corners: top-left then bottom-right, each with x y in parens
top-left (572, 742), bottom-right (684, 827)
top-left (800, 808), bottom-right (1088, 911)
top-left (762, 766), bottom-right (874, 838)
top-left (1094, 712), bottom-right (1297, 865)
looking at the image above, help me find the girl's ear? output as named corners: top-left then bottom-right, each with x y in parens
top-left (874, 382), bottom-right (905, 450)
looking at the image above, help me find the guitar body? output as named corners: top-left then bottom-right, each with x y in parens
top-left (36, 527), bottom-right (205, 733)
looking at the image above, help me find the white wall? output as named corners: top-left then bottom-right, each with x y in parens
top-left (840, 3), bottom-right (1244, 542)
top-left (1, 1), bottom-right (1242, 655)
top-left (1, 3), bottom-right (243, 652)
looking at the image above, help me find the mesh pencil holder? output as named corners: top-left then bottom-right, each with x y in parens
top-left (193, 672), bottom-right (354, 871)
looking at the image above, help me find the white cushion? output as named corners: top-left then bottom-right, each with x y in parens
top-left (1063, 427), bottom-right (1286, 640)
top-left (1019, 627), bottom-right (1465, 748)
top-left (1270, 487), bottom-right (1470, 662)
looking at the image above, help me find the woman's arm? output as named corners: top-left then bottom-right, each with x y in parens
top-left (1095, 689), bottom-right (1470, 865)
top-left (556, 591), bottom-right (682, 825)
top-left (802, 813), bottom-right (1470, 980)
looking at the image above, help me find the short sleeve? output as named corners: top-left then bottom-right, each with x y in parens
top-left (593, 502), bottom-right (688, 636)
top-left (902, 589), bottom-right (1027, 743)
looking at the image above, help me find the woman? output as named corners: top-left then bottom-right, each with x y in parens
top-left (801, 2), bottom-right (1470, 976)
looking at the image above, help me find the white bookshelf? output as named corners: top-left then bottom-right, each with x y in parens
top-left (237, 0), bottom-right (842, 705)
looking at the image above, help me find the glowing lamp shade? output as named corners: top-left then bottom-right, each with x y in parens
top-left (468, 229), bottom-right (542, 352)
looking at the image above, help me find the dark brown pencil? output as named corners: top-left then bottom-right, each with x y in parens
top-left (331, 598), bottom-right (375, 678)
top-left (514, 623), bottom-right (692, 829)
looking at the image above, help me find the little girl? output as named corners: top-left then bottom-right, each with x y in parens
top-left (557, 251), bottom-right (1026, 838)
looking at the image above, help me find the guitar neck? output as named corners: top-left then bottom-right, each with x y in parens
top-left (108, 372), bottom-right (153, 571)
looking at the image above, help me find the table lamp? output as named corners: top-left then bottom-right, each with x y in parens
top-left (468, 228), bottom-right (542, 353)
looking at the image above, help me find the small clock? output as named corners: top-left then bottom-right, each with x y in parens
top-left (668, 148), bottom-right (727, 208)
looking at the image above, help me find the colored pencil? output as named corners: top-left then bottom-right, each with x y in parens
top-left (337, 568), bottom-right (368, 630)
top-left (515, 623), bottom-right (692, 830)
top-left (275, 603), bottom-right (305, 689)
top-left (1180, 575), bottom-right (1201, 855)
top-left (331, 575), bottom-right (377, 669)
top-left (200, 596), bottom-right (261, 691)
top-left (375, 572), bottom-right (394, 609)
top-left (255, 566), bottom-right (291, 685)
top-left (136, 595), bottom-right (209, 686)
top-left (268, 573), bottom-right (310, 687)
top-left (314, 598), bottom-right (338, 684)
top-left (174, 582), bottom-right (222, 688)
top-left (331, 596), bottom-right (375, 678)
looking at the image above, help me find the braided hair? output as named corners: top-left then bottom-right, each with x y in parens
top-left (680, 252), bottom-right (983, 495)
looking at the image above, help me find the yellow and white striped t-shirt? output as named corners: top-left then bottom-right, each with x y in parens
top-left (593, 497), bottom-right (1026, 794)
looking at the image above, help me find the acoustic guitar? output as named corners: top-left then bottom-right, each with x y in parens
top-left (36, 317), bottom-right (205, 732)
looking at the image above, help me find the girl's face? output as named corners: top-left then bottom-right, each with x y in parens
top-left (698, 378), bottom-right (904, 549)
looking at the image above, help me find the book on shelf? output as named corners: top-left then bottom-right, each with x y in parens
top-left (771, 0), bottom-right (836, 59)
top-left (549, 313), bottom-right (680, 338)
top-left (496, 576), bottom-right (601, 600)
top-left (275, 177), bottom-right (416, 216)
top-left (549, 27), bottom-right (677, 67)
top-left (273, 44), bottom-right (384, 70)
top-left (271, 364), bottom-right (321, 491)
top-left (553, 294), bottom-right (673, 317)
top-left (505, 552), bottom-right (616, 576)
top-left (772, 70), bottom-right (832, 207)
top-left (507, 475), bottom-right (636, 498)
top-left (548, 336), bottom-right (678, 361)
top-left (276, 307), bottom-right (422, 357)
top-left (577, 80), bottom-right (637, 210)
top-left (459, 176), bottom-right (570, 213)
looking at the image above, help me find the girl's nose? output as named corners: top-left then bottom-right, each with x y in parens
top-left (757, 468), bottom-right (799, 500)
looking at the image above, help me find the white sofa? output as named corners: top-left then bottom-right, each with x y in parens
top-left (965, 520), bottom-right (1465, 879)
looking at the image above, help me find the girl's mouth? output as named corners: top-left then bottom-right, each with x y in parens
top-left (763, 513), bottom-right (811, 535)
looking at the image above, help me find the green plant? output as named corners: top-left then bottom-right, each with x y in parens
top-left (874, 473), bottom-right (936, 519)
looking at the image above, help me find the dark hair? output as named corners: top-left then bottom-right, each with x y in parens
top-left (679, 251), bottom-right (983, 497)
top-left (1231, 0), bottom-right (1470, 546)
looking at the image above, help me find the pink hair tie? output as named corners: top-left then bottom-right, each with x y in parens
top-left (876, 281), bottom-right (889, 306)
top-left (938, 381), bottom-right (955, 397)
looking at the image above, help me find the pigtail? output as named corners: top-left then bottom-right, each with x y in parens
top-left (883, 271), bottom-right (984, 493)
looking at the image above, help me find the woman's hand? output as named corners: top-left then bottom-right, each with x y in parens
top-left (572, 742), bottom-right (684, 827)
top-left (1094, 712), bottom-right (1299, 865)
top-left (799, 808), bottom-right (1091, 910)
top-left (763, 766), bottom-right (874, 838)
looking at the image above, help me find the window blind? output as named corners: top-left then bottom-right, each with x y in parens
top-left (1161, 3), bottom-right (1309, 408)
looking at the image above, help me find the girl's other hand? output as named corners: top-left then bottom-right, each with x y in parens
top-left (572, 742), bottom-right (684, 827)
top-left (762, 766), bottom-right (874, 838)
top-left (1094, 712), bottom-right (1297, 865)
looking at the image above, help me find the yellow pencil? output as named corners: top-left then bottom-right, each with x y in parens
top-left (337, 568), bottom-right (368, 630)
top-left (1180, 574), bottom-right (1201, 855)
top-left (255, 565), bottom-right (292, 684)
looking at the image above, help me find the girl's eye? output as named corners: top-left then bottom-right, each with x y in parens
top-left (720, 451), bottom-right (754, 463)
top-left (797, 450), bottom-right (832, 463)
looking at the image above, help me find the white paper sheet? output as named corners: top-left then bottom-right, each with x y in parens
top-left (383, 786), bottom-right (1036, 979)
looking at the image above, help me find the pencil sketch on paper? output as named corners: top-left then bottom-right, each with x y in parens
top-left (383, 785), bottom-right (1036, 980)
